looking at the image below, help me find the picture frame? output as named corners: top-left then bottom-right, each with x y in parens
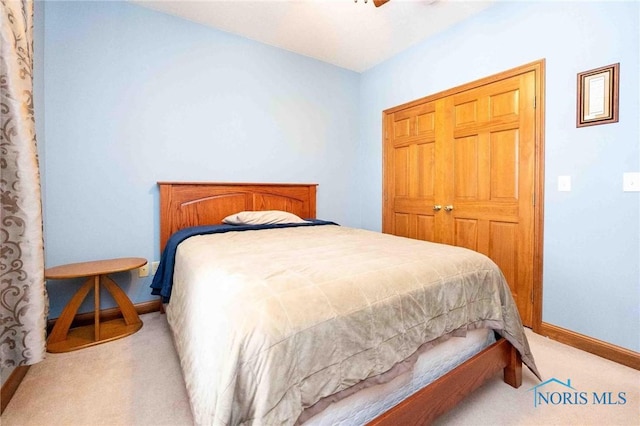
top-left (576, 63), bottom-right (619, 127)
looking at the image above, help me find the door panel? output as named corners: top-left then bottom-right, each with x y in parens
top-left (394, 147), bottom-right (409, 196)
top-left (454, 219), bottom-right (478, 252)
top-left (454, 100), bottom-right (478, 126)
top-left (416, 108), bottom-right (436, 139)
top-left (490, 89), bottom-right (519, 119)
top-left (490, 130), bottom-right (519, 200)
top-left (453, 136), bottom-right (479, 199)
top-left (394, 214), bottom-right (410, 238)
top-left (416, 143), bottom-right (436, 198)
top-left (416, 215), bottom-right (435, 242)
top-left (489, 221), bottom-right (518, 296)
top-left (393, 116), bottom-right (412, 140)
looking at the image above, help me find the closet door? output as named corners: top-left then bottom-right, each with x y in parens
top-left (385, 102), bottom-right (439, 242)
top-left (440, 71), bottom-right (536, 326)
top-left (383, 69), bottom-right (538, 327)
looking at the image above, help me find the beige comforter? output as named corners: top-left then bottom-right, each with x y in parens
top-left (166, 224), bottom-right (539, 425)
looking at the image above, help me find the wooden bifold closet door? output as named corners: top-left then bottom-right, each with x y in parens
top-left (383, 63), bottom-right (543, 327)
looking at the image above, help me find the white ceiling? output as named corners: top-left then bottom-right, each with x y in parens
top-left (133, 0), bottom-right (496, 72)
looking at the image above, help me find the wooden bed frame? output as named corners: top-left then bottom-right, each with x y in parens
top-left (158, 181), bottom-right (522, 425)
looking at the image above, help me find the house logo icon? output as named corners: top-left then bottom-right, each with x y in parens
top-left (528, 378), bottom-right (581, 408)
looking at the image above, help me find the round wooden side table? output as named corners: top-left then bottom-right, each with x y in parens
top-left (46, 257), bottom-right (146, 353)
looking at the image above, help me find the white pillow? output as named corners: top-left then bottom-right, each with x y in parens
top-left (222, 210), bottom-right (309, 225)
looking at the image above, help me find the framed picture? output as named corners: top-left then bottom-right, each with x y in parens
top-left (576, 63), bottom-right (619, 127)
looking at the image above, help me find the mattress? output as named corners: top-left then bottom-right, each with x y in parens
top-left (304, 328), bottom-right (495, 425)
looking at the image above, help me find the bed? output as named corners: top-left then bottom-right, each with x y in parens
top-left (152, 182), bottom-right (540, 425)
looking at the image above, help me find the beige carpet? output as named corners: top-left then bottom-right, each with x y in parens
top-left (2, 312), bottom-right (638, 425)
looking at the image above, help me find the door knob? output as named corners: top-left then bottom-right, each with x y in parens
top-left (444, 205), bottom-right (454, 212)
top-left (433, 205), bottom-right (442, 211)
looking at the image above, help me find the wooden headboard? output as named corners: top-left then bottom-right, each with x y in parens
top-left (158, 182), bottom-right (318, 251)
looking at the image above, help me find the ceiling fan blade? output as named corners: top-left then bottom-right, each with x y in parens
top-left (373, 0), bottom-right (390, 7)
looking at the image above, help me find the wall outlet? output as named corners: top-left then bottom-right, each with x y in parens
top-left (558, 175), bottom-right (571, 192)
top-left (151, 261), bottom-right (160, 275)
top-left (623, 172), bottom-right (640, 192)
top-left (138, 263), bottom-right (149, 278)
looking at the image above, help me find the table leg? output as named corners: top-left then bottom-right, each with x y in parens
top-left (102, 275), bottom-right (141, 326)
top-left (48, 277), bottom-right (95, 344)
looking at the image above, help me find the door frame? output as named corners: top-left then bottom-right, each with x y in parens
top-left (382, 59), bottom-right (545, 332)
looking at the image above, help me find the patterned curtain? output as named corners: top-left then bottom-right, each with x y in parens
top-left (0, 0), bottom-right (48, 368)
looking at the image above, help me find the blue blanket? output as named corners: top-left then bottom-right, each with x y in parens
top-left (150, 220), bottom-right (337, 302)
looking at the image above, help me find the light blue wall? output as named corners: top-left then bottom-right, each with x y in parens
top-left (40, 1), bottom-right (639, 353)
top-left (42, 1), bottom-right (360, 317)
top-left (359, 1), bottom-right (639, 352)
